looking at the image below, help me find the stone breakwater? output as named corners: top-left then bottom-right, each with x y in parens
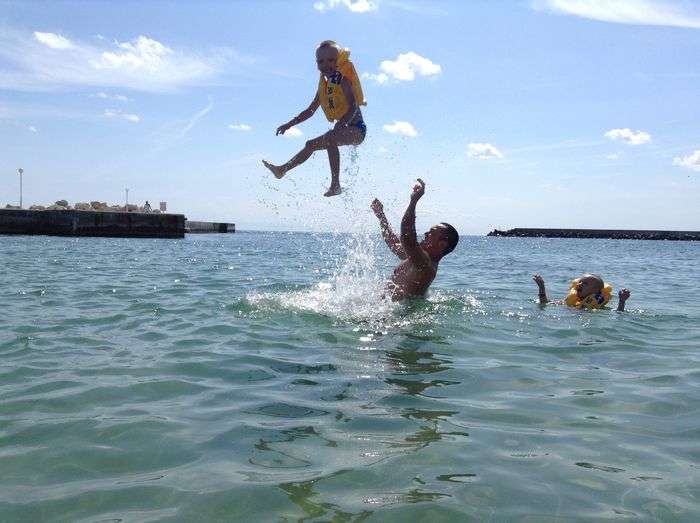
top-left (0, 209), bottom-right (185, 238)
top-left (5, 199), bottom-right (159, 213)
top-left (487, 228), bottom-right (700, 241)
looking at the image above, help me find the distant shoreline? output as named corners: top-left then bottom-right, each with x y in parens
top-left (487, 228), bottom-right (700, 241)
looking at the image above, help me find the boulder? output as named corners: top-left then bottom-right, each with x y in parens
top-left (125, 204), bottom-right (138, 212)
top-left (5, 204), bottom-right (20, 209)
top-left (75, 202), bottom-right (91, 211)
top-left (29, 205), bottom-right (46, 211)
top-left (55, 199), bottom-right (69, 207)
top-left (47, 204), bottom-right (67, 210)
top-left (90, 201), bottom-right (107, 210)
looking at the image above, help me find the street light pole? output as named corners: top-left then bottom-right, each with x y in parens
top-left (125, 187), bottom-right (129, 211)
top-left (18, 168), bottom-right (23, 209)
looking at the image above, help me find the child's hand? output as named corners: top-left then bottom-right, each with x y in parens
top-left (533, 274), bottom-right (546, 289)
top-left (276, 123), bottom-right (291, 136)
top-left (618, 288), bottom-right (631, 302)
top-left (371, 199), bottom-right (384, 216)
top-left (410, 178), bottom-right (425, 202)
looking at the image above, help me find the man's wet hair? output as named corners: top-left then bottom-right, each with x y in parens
top-left (439, 223), bottom-right (459, 255)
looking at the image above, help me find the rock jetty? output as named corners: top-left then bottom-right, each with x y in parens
top-left (5, 199), bottom-right (162, 214)
top-left (487, 228), bottom-right (700, 241)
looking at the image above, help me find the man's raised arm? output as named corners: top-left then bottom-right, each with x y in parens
top-left (371, 199), bottom-right (405, 259)
top-left (400, 179), bottom-right (431, 267)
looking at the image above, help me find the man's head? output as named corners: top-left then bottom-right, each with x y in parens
top-left (575, 273), bottom-right (604, 298)
top-left (421, 223), bottom-right (459, 259)
top-left (316, 40), bottom-right (340, 75)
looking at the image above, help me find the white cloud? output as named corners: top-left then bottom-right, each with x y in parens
top-left (313, 0), bottom-right (377, 13)
top-left (103, 109), bottom-right (140, 122)
top-left (604, 128), bottom-right (651, 145)
top-left (383, 121), bottom-right (417, 137)
top-left (362, 72), bottom-right (389, 85)
top-left (283, 126), bottom-right (303, 138)
top-left (0, 29), bottom-right (225, 92)
top-left (34, 31), bottom-right (74, 50)
top-left (95, 91), bottom-right (131, 102)
top-left (229, 123), bottom-right (252, 131)
top-left (673, 149), bottom-right (700, 172)
top-left (605, 153), bottom-right (621, 160)
top-left (373, 52), bottom-right (441, 82)
top-left (28, 125), bottom-right (37, 133)
top-left (467, 143), bottom-right (503, 159)
top-left (532, 0), bottom-right (700, 29)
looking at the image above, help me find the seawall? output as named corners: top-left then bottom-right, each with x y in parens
top-left (487, 228), bottom-right (700, 241)
top-left (186, 221), bottom-right (236, 233)
top-left (0, 209), bottom-right (185, 238)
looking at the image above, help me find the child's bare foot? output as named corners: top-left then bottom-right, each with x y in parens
top-left (262, 160), bottom-right (285, 179)
top-left (323, 185), bottom-right (342, 197)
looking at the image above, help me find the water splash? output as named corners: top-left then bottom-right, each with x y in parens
top-left (247, 232), bottom-right (396, 323)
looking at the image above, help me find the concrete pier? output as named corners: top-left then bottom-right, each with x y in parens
top-left (0, 209), bottom-right (185, 238)
top-left (185, 221), bottom-right (236, 233)
top-left (487, 228), bottom-right (700, 241)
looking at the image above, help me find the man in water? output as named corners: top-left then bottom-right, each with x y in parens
top-left (262, 40), bottom-right (367, 197)
top-left (371, 179), bottom-right (459, 300)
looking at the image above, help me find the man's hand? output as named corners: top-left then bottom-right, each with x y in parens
top-left (276, 123), bottom-right (291, 136)
top-left (533, 274), bottom-right (546, 290)
top-left (410, 178), bottom-right (425, 202)
top-left (371, 198), bottom-right (384, 217)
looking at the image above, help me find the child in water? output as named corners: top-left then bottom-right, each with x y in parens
top-left (533, 273), bottom-right (631, 311)
top-left (372, 179), bottom-right (459, 300)
top-left (262, 40), bottom-right (367, 197)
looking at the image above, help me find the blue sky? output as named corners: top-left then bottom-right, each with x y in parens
top-left (1, 0), bottom-right (699, 234)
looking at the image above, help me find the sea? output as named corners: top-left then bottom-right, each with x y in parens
top-left (1, 231), bottom-right (699, 521)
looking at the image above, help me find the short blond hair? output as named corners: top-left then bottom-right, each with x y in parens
top-left (317, 40), bottom-right (341, 51)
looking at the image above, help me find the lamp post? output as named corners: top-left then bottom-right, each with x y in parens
top-left (125, 187), bottom-right (129, 211)
top-left (18, 168), bottom-right (23, 209)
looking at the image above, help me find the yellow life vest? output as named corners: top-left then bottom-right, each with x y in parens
top-left (565, 278), bottom-right (613, 309)
top-left (317, 48), bottom-right (367, 122)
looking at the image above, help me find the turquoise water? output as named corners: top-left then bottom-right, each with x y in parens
top-left (1, 232), bottom-right (699, 521)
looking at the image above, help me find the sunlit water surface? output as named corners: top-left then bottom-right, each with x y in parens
top-left (1, 232), bottom-right (699, 521)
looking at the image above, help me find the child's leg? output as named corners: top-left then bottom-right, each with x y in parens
top-left (262, 133), bottom-right (332, 179)
top-left (323, 126), bottom-right (364, 196)
top-left (263, 125), bottom-right (364, 191)
top-left (327, 144), bottom-right (340, 191)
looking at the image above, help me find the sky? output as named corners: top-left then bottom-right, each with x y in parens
top-left (1, 0), bottom-right (699, 234)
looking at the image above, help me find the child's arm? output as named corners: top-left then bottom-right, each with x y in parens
top-left (334, 78), bottom-right (358, 129)
top-left (616, 288), bottom-right (631, 311)
top-left (371, 199), bottom-right (406, 259)
top-left (533, 274), bottom-right (549, 304)
top-left (400, 179), bottom-right (431, 268)
top-left (276, 95), bottom-right (320, 135)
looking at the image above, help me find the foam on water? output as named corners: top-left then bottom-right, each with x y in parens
top-left (246, 229), bottom-right (395, 322)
